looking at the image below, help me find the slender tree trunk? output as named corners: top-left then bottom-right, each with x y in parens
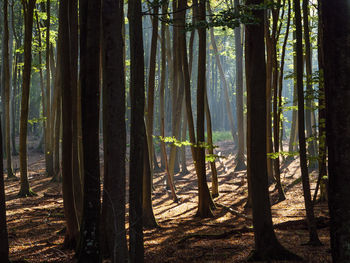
top-left (264, 18), bottom-right (275, 184)
top-left (180, 104), bottom-right (189, 175)
top-left (69, 0), bottom-right (83, 228)
top-left (18, 0), bottom-right (37, 197)
top-left (3, 0), bottom-right (14, 179)
top-left (146, 3), bottom-right (159, 175)
top-left (205, 89), bottom-right (219, 198)
top-left (0, 116), bottom-right (9, 262)
top-left (294, 0), bottom-right (321, 246)
top-left (233, 0), bottom-right (246, 171)
top-left (143, 122), bottom-right (158, 228)
top-left (128, 0), bottom-right (145, 259)
top-left (245, 1), bottom-right (301, 260)
top-left (142, 2), bottom-right (159, 228)
top-left (322, 1), bottom-right (350, 261)
top-left (313, 1), bottom-right (326, 204)
top-left (271, 7), bottom-right (286, 202)
top-left (275, 0), bottom-right (291, 201)
top-left (11, 51), bottom-right (18, 156)
top-left (196, 0), bottom-right (214, 218)
top-left (208, 4), bottom-right (238, 146)
top-left (59, 0), bottom-right (79, 249)
top-left (302, 0), bottom-right (317, 170)
top-left (288, 30), bottom-right (298, 155)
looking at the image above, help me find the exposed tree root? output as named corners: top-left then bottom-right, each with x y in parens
top-left (17, 188), bottom-right (37, 197)
top-left (177, 226), bottom-right (251, 246)
top-left (216, 203), bottom-right (252, 220)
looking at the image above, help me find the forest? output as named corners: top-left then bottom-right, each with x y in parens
top-left (0, 0), bottom-right (348, 262)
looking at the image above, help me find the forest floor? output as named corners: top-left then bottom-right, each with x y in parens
top-left (4, 139), bottom-right (331, 262)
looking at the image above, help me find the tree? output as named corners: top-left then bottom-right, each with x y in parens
top-left (59, 0), bottom-right (79, 249)
top-left (3, 0), bottom-right (15, 179)
top-left (294, 0), bottom-right (321, 246)
top-left (18, 0), bottom-right (37, 197)
top-left (77, 0), bottom-right (102, 261)
top-left (143, 0), bottom-right (159, 228)
top-left (196, 0), bottom-right (214, 218)
top-left (128, 0), bottom-right (145, 259)
top-left (233, 0), bottom-right (246, 172)
top-left (45, 0), bottom-right (54, 178)
top-left (0, 117), bottom-right (9, 262)
top-left (101, 0), bottom-right (128, 260)
top-left (322, 0), bottom-right (350, 261)
top-left (245, 0), bottom-right (301, 260)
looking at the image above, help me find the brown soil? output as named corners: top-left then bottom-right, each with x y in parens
top-left (5, 140), bottom-right (331, 262)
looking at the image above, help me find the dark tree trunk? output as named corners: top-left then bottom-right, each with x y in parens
top-left (3, 0), bottom-right (14, 179)
top-left (69, 0), bottom-right (83, 225)
top-left (294, 0), bottom-right (321, 246)
top-left (322, 0), bottom-right (350, 261)
top-left (59, 0), bottom-right (79, 249)
top-left (128, 0), bottom-right (145, 260)
top-left (18, 0), bottom-right (37, 197)
top-left (313, 0), bottom-right (326, 204)
top-left (245, 0), bottom-right (301, 260)
top-left (77, 0), bottom-right (102, 261)
top-left (196, 0), bottom-right (214, 218)
top-left (0, 116), bottom-right (9, 262)
top-left (101, 0), bottom-right (128, 260)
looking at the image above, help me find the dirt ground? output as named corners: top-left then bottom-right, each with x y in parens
top-left (5, 140), bottom-right (331, 262)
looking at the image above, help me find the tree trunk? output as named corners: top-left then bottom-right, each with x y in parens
top-left (302, 0), bottom-right (317, 170)
top-left (146, 3), bottom-right (159, 176)
top-left (196, 0), bottom-right (214, 218)
top-left (313, 1), bottom-right (326, 204)
top-left (77, 0), bottom-right (102, 261)
top-left (205, 89), bottom-right (218, 198)
top-left (59, 0), bottom-right (79, 249)
top-left (18, 0), bottom-right (37, 197)
top-left (0, 116), bottom-right (9, 262)
top-left (233, 0), bottom-right (246, 171)
top-left (143, 122), bottom-right (158, 228)
top-left (208, 5), bottom-right (238, 146)
top-left (3, 0), bottom-right (14, 179)
top-left (322, 1), bottom-right (350, 261)
top-left (294, 0), bottom-right (321, 246)
top-left (128, 0), bottom-right (145, 259)
top-left (69, 0), bottom-right (83, 228)
top-left (245, 0), bottom-right (301, 260)
top-left (100, 0), bottom-right (128, 259)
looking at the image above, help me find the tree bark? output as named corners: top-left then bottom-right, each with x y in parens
top-left (0, 116), bottom-right (9, 262)
top-left (77, 0), bottom-right (102, 261)
top-left (101, 0), bottom-right (128, 259)
top-left (196, 0), bottom-right (214, 218)
top-left (322, 0), bottom-right (350, 261)
top-left (3, 0), bottom-right (14, 179)
top-left (59, 0), bottom-right (79, 249)
top-left (294, 0), bottom-right (321, 246)
top-left (128, 0), bottom-right (145, 259)
top-left (302, 0), bottom-right (317, 170)
top-left (245, 0), bottom-right (301, 260)
top-left (18, 0), bottom-right (37, 197)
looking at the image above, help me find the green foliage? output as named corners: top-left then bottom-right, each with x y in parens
top-left (210, 131), bottom-right (232, 143)
top-left (28, 117), bottom-right (46, 126)
top-left (157, 136), bottom-right (226, 163)
top-left (267, 151), bottom-right (299, 159)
